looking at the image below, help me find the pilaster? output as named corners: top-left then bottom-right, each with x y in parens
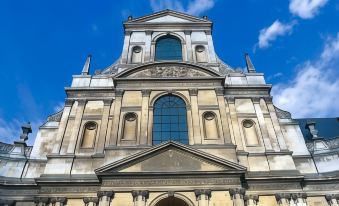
top-left (189, 89), bottom-right (202, 144)
top-left (205, 30), bottom-right (217, 63)
top-left (226, 97), bottom-right (244, 150)
top-left (229, 188), bottom-right (246, 206)
top-left (96, 99), bottom-right (113, 154)
top-left (244, 195), bottom-right (259, 206)
top-left (144, 30), bottom-right (152, 62)
top-left (97, 191), bottom-right (115, 206)
top-left (194, 189), bottom-right (211, 206)
top-left (66, 99), bottom-right (86, 154)
top-left (121, 31), bottom-right (132, 64)
top-left (215, 88), bottom-right (231, 143)
top-left (184, 30), bottom-right (192, 62)
top-left (140, 89), bottom-right (151, 145)
top-left (132, 190), bottom-right (149, 206)
top-left (52, 99), bottom-right (74, 154)
top-left (109, 89), bottom-right (124, 146)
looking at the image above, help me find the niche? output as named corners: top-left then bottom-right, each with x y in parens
top-left (242, 119), bottom-right (259, 146)
top-left (81, 121), bottom-right (97, 148)
top-left (131, 46), bottom-right (143, 63)
top-left (122, 113), bottom-right (138, 140)
top-left (203, 111), bottom-right (219, 139)
top-left (195, 45), bottom-right (207, 63)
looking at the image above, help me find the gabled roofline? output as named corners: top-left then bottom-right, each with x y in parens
top-left (95, 141), bottom-right (247, 174)
top-left (124, 9), bottom-right (212, 24)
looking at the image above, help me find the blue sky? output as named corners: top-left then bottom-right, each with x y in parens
top-left (0, 0), bottom-right (338, 145)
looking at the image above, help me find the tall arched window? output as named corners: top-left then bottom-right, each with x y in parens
top-left (155, 35), bottom-right (182, 61)
top-left (152, 95), bottom-right (188, 145)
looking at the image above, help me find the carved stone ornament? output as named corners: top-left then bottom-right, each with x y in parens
top-left (194, 189), bottom-right (212, 200)
top-left (274, 106), bottom-right (292, 119)
top-left (132, 190), bottom-right (149, 201)
top-left (127, 65), bottom-right (211, 78)
top-left (47, 110), bottom-right (63, 122)
top-left (229, 188), bottom-right (246, 199)
top-left (97, 191), bottom-right (115, 201)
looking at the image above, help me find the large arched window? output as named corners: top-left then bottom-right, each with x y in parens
top-left (155, 35), bottom-right (182, 61)
top-left (152, 95), bottom-right (188, 145)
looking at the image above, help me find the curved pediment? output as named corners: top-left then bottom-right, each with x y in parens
top-left (115, 62), bottom-right (222, 78)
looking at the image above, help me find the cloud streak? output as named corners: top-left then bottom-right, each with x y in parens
top-left (150, 0), bottom-right (215, 16)
top-left (272, 33), bottom-right (339, 118)
top-left (257, 20), bottom-right (296, 49)
top-left (289, 0), bottom-right (328, 19)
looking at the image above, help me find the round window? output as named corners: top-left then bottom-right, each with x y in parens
top-left (85, 122), bottom-right (97, 130)
top-left (125, 113), bottom-right (137, 121)
top-left (196, 45), bottom-right (205, 53)
top-left (203, 112), bottom-right (215, 121)
top-left (243, 120), bottom-right (254, 128)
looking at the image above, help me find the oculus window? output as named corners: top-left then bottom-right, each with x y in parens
top-left (152, 95), bottom-right (188, 145)
top-left (155, 35), bottom-right (182, 61)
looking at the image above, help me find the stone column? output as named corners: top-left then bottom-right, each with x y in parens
top-left (121, 31), bottom-right (132, 64)
top-left (194, 189), bottom-right (211, 206)
top-left (144, 30), bottom-right (152, 62)
top-left (325, 194), bottom-right (339, 206)
top-left (229, 188), bottom-right (246, 206)
top-left (96, 99), bottom-right (113, 154)
top-left (97, 191), bottom-right (115, 206)
top-left (275, 193), bottom-right (291, 206)
top-left (66, 99), bottom-right (86, 154)
top-left (252, 97), bottom-right (273, 150)
top-left (189, 89), bottom-right (202, 144)
top-left (52, 99), bottom-right (74, 154)
top-left (244, 195), bottom-right (259, 206)
top-left (132, 190), bottom-right (149, 206)
top-left (184, 30), bottom-right (192, 62)
top-left (109, 89), bottom-right (124, 146)
top-left (50, 197), bottom-right (67, 206)
top-left (215, 88), bottom-right (232, 143)
top-left (83, 197), bottom-right (99, 206)
top-left (34, 197), bottom-right (49, 206)
top-left (291, 193), bottom-right (307, 206)
top-left (140, 89), bottom-right (151, 145)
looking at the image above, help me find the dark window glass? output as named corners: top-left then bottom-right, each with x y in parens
top-left (152, 95), bottom-right (188, 145)
top-left (155, 35), bottom-right (182, 61)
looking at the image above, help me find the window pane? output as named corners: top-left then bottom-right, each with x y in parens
top-left (155, 35), bottom-right (182, 61)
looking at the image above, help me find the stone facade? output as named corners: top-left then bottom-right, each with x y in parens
top-left (1, 10), bottom-right (338, 206)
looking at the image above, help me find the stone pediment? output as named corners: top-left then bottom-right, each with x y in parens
top-left (126, 10), bottom-right (211, 24)
top-left (115, 63), bottom-right (222, 79)
top-left (95, 141), bottom-right (246, 175)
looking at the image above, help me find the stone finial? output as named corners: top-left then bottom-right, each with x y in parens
top-left (132, 190), bottom-right (149, 201)
top-left (245, 53), bottom-right (256, 73)
top-left (128, 16), bottom-right (133, 21)
top-left (194, 189), bottom-right (212, 200)
top-left (305, 120), bottom-right (320, 140)
top-left (229, 188), bottom-right (246, 199)
top-left (97, 191), bottom-right (115, 201)
top-left (202, 16), bottom-right (208, 19)
top-left (19, 122), bottom-right (32, 142)
top-left (81, 54), bottom-right (92, 75)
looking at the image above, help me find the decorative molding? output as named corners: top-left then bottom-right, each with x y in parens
top-left (274, 106), bottom-right (292, 119)
top-left (142, 89), bottom-right (151, 97)
top-left (77, 99), bottom-right (87, 106)
top-left (64, 99), bottom-right (75, 107)
top-left (83, 197), bottom-right (99, 205)
top-left (115, 89), bottom-right (125, 97)
top-left (132, 190), bottom-right (149, 201)
top-left (229, 188), bottom-right (246, 199)
top-left (103, 99), bottom-right (113, 106)
top-left (47, 110), bottom-right (63, 122)
top-left (189, 88), bottom-right (198, 96)
top-left (50, 197), bottom-right (67, 205)
top-left (194, 189), bottom-right (211, 200)
top-left (97, 191), bottom-right (115, 201)
top-left (215, 88), bottom-right (224, 96)
top-left (40, 186), bottom-right (99, 193)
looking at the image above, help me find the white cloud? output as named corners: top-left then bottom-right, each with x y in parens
top-left (272, 33), bottom-right (339, 118)
top-left (258, 20), bottom-right (296, 49)
top-left (150, 0), bottom-right (215, 16)
top-left (289, 0), bottom-right (328, 19)
top-left (53, 102), bottom-right (64, 113)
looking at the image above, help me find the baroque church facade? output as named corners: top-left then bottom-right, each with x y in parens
top-left (1, 10), bottom-right (339, 206)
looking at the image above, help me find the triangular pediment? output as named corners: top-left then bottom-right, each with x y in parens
top-left (95, 141), bottom-right (246, 175)
top-left (127, 10), bottom-right (211, 24)
top-left (114, 62), bottom-right (222, 78)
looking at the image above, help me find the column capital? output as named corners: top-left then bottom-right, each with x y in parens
top-left (263, 97), bottom-right (273, 103)
top-left (50, 197), bottom-right (67, 205)
top-left (103, 99), bottom-right (113, 106)
top-left (115, 89), bottom-right (125, 97)
top-left (229, 188), bottom-right (246, 199)
top-left (225, 96), bottom-right (235, 103)
top-left (132, 190), bottom-right (149, 201)
top-left (189, 88), bottom-right (198, 96)
top-left (291, 193), bottom-right (307, 203)
top-left (145, 30), bottom-right (153, 35)
top-left (34, 197), bottom-right (50, 205)
top-left (325, 194), bottom-right (339, 204)
top-left (184, 30), bottom-right (192, 35)
top-left (194, 189), bottom-right (211, 200)
top-left (244, 195), bottom-right (259, 205)
top-left (142, 89), bottom-right (151, 97)
top-left (124, 31), bottom-right (132, 35)
top-left (215, 88), bottom-right (224, 96)
top-left (65, 99), bottom-right (75, 107)
top-left (251, 97), bottom-right (261, 104)
top-left (275, 193), bottom-right (291, 202)
top-left (83, 197), bottom-right (99, 205)
top-left (97, 191), bottom-right (115, 201)
top-left (77, 99), bottom-right (87, 106)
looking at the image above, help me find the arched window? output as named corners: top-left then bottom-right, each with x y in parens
top-left (152, 95), bottom-right (188, 145)
top-left (155, 35), bottom-right (182, 61)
